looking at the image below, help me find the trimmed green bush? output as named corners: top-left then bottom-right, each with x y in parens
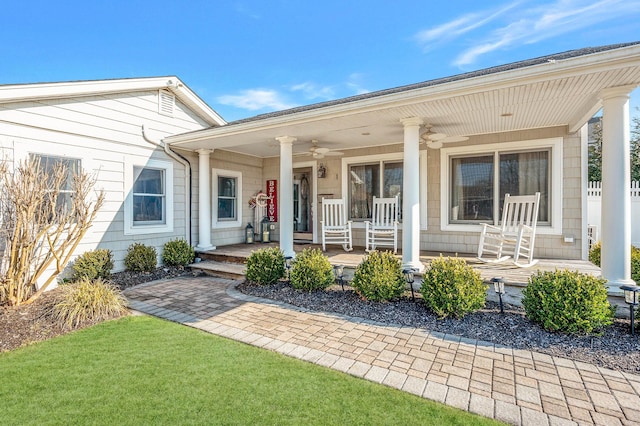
top-left (53, 278), bottom-right (128, 329)
top-left (162, 238), bottom-right (195, 267)
top-left (71, 249), bottom-right (114, 282)
top-left (589, 242), bottom-right (640, 284)
top-left (351, 251), bottom-right (405, 302)
top-left (245, 247), bottom-right (286, 285)
top-left (289, 248), bottom-right (333, 292)
top-left (420, 256), bottom-right (486, 319)
top-left (124, 243), bottom-right (157, 273)
top-left (522, 270), bottom-right (614, 334)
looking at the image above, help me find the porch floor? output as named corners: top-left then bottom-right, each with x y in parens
top-left (200, 242), bottom-right (600, 287)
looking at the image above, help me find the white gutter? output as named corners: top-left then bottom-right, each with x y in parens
top-left (141, 124), bottom-right (193, 245)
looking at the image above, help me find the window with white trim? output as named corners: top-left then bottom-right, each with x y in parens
top-left (212, 169), bottom-right (242, 228)
top-left (348, 160), bottom-right (403, 220)
top-left (30, 154), bottom-right (80, 216)
top-left (124, 159), bottom-right (174, 235)
top-left (441, 138), bottom-right (562, 234)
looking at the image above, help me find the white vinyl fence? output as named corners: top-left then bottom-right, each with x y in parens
top-left (587, 181), bottom-right (640, 246)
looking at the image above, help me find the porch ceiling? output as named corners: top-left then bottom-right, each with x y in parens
top-left (166, 44), bottom-right (640, 158)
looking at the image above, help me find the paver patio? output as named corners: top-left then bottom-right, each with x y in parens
top-left (125, 276), bottom-right (640, 426)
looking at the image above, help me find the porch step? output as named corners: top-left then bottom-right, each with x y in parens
top-left (196, 251), bottom-right (248, 265)
top-left (189, 260), bottom-right (246, 279)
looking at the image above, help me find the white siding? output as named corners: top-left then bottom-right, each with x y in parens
top-left (0, 89), bottom-right (211, 282)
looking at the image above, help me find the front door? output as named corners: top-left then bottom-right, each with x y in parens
top-left (293, 167), bottom-right (313, 242)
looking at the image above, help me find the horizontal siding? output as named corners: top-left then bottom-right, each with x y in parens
top-left (0, 87), bottom-right (211, 284)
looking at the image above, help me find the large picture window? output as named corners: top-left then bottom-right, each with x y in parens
top-left (450, 150), bottom-right (549, 223)
top-left (348, 160), bottom-right (403, 220)
top-left (442, 138), bottom-right (561, 234)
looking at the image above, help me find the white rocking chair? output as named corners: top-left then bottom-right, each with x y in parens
top-left (477, 192), bottom-right (541, 268)
top-left (365, 196), bottom-right (399, 253)
top-left (321, 198), bottom-right (353, 252)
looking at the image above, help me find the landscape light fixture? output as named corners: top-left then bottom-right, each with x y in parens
top-left (403, 268), bottom-right (418, 301)
top-left (284, 256), bottom-right (293, 282)
top-left (333, 264), bottom-right (345, 290)
top-left (491, 277), bottom-right (506, 314)
top-left (620, 284), bottom-right (640, 335)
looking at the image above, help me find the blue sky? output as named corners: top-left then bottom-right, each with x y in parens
top-left (2, 0), bottom-right (640, 122)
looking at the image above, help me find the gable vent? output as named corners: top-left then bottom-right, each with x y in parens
top-left (158, 90), bottom-right (175, 117)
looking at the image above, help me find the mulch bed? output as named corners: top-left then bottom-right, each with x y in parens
top-left (0, 267), bottom-right (190, 353)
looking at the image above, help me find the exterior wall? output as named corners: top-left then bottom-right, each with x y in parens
top-left (0, 90), bottom-right (211, 279)
top-left (191, 149), bottom-right (264, 247)
top-left (261, 126), bottom-right (584, 260)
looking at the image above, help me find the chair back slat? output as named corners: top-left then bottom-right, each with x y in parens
top-left (500, 193), bottom-right (541, 234)
top-left (322, 198), bottom-right (347, 227)
top-left (371, 196), bottom-right (399, 227)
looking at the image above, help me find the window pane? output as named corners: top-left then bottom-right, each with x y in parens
top-left (218, 198), bottom-right (236, 220)
top-left (451, 156), bottom-right (494, 222)
top-left (31, 154), bottom-right (80, 216)
top-left (133, 195), bottom-right (164, 222)
top-left (133, 168), bottom-right (163, 194)
top-left (218, 176), bottom-right (236, 197)
top-left (383, 162), bottom-right (403, 220)
top-left (349, 164), bottom-right (379, 219)
top-left (499, 151), bottom-right (549, 222)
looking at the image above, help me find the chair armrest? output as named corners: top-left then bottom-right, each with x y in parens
top-left (518, 224), bottom-right (535, 234)
top-left (480, 223), bottom-right (502, 233)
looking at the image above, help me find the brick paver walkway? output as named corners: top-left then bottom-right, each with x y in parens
top-left (124, 277), bottom-right (640, 426)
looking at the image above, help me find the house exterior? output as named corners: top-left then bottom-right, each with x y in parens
top-left (0, 77), bottom-right (225, 273)
top-left (1, 42), bottom-right (640, 292)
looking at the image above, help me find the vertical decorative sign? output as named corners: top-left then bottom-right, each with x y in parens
top-left (266, 179), bottom-right (278, 222)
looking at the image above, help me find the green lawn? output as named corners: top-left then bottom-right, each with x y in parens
top-left (0, 316), bottom-right (502, 425)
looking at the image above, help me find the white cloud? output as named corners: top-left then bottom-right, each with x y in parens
top-left (216, 89), bottom-right (295, 111)
top-left (345, 73), bottom-right (370, 95)
top-left (415, 0), bottom-right (640, 67)
top-left (289, 82), bottom-right (335, 100)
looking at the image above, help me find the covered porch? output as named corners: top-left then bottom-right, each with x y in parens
top-left (165, 42), bottom-right (640, 294)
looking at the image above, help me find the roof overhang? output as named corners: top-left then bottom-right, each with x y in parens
top-left (166, 43), bottom-right (640, 157)
top-left (0, 76), bottom-right (226, 127)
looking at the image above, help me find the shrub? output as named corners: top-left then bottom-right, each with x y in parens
top-left (420, 256), bottom-right (486, 319)
top-left (245, 247), bottom-right (286, 285)
top-left (522, 270), bottom-right (614, 334)
top-left (351, 251), bottom-right (405, 302)
top-left (589, 242), bottom-right (640, 284)
top-left (71, 249), bottom-right (114, 282)
top-left (124, 243), bottom-right (157, 273)
top-left (290, 248), bottom-right (333, 292)
top-left (53, 278), bottom-right (128, 329)
top-left (162, 238), bottom-right (195, 267)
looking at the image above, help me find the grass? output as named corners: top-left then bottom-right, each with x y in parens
top-left (0, 316), bottom-right (502, 425)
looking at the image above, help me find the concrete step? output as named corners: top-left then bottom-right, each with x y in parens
top-left (189, 260), bottom-right (245, 279)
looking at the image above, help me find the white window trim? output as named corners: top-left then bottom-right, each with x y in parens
top-left (124, 158), bottom-right (174, 235)
top-left (440, 137), bottom-right (563, 235)
top-left (212, 168), bottom-right (242, 229)
top-left (341, 152), bottom-right (428, 230)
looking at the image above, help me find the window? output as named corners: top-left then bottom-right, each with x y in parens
top-left (133, 167), bottom-right (165, 224)
top-left (212, 169), bottom-right (242, 228)
top-left (124, 159), bottom-right (173, 235)
top-left (348, 160), bottom-right (403, 220)
top-left (31, 154), bottom-right (80, 216)
top-left (442, 138), bottom-right (562, 234)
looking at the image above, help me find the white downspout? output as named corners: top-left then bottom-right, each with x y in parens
top-left (141, 124), bottom-right (192, 245)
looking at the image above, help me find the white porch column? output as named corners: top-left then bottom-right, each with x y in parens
top-left (277, 136), bottom-right (296, 258)
top-left (600, 86), bottom-right (636, 288)
top-left (400, 117), bottom-right (425, 272)
top-left (196, 148), bottom-right (215, 251)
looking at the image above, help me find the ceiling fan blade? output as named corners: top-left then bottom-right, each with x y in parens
top-left (314, 147), bottom-right (331, 154)
top-left (427, 132), bottom-right (447, 141)
top-left (324, 151), bottom-right (344, 156)
top-left (312, 152), bottom-right (325, 159)
top-left (440, 135), bottom-right (469, 143)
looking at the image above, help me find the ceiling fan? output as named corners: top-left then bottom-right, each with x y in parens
top-left (420, 124), bottom-right (469, 149)
top-left (298, 140), bottom-right (344, 159)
